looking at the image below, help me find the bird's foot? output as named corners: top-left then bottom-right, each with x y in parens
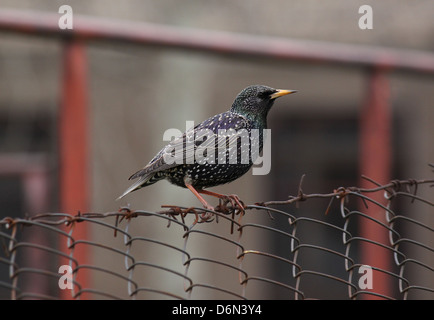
top-left (214, 194), bottom-right (246, 234)
top-left (229, 194), bottom-right (246, 211)
top-left (215, 194), bottom-right (246, 215)
top-left (225, 194), bottom-right (246, 211)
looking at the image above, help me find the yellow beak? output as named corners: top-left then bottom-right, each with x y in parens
top-left (270, 89), bottom-right (298, 99)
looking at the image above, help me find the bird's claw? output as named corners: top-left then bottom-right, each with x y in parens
top-left (198, 194), bottom-right (246, 223)
top-left (199, 205), bottom-right (216, 222)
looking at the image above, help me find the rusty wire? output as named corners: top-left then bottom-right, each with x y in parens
top-left (0, 177), bottom-right (433, 300)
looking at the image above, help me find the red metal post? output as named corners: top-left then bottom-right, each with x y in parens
top-left (359, 68), bottom-right (393, 299)
top-left (59, 39), bottom-right (89, 299)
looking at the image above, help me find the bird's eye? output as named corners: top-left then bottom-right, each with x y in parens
top-left (259, 91), bottom-right (272, 99)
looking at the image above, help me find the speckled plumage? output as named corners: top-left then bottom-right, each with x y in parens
top-left (117, 85), bottom-right (296, 201)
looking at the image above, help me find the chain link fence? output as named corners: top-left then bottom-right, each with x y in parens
top-left (1, 175), bottom-right (433, 300)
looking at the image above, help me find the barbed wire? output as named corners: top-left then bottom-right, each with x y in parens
top-left (0, 176), bottom-right (433, 299)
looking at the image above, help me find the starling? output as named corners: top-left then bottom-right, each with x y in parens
top-left (117, 85), bottom-right (297, 210)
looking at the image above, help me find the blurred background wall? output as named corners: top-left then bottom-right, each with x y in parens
top-left (0, 0), bottom-right (433, 299)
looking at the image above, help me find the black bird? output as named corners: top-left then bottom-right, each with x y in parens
top-left (117, 85), bottom-right (297, 210)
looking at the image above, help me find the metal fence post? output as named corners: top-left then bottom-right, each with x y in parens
top-left (359, 67), bottom-right (393, 299)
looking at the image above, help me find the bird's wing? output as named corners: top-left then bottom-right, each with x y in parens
top-left (128, 112), bottom-right (250, 180)
top-left (127, 129), bottom-right (194, 180)
top-left (116, 173), bottom-right (153, 200)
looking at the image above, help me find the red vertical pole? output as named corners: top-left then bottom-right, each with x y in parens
top-left (359, 68), bottom-right (393, 299)
top-left (59, 39), bottom-right (89, 299)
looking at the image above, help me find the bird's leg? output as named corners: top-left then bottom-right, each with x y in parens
top-left (184, 182), bottom-right (215, 221)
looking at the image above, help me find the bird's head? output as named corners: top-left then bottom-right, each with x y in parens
top-left (230, 85), bottom-right (297, 122)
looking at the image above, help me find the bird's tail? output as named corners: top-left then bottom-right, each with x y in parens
top-left (116, 174), bottom-right (152, 201)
